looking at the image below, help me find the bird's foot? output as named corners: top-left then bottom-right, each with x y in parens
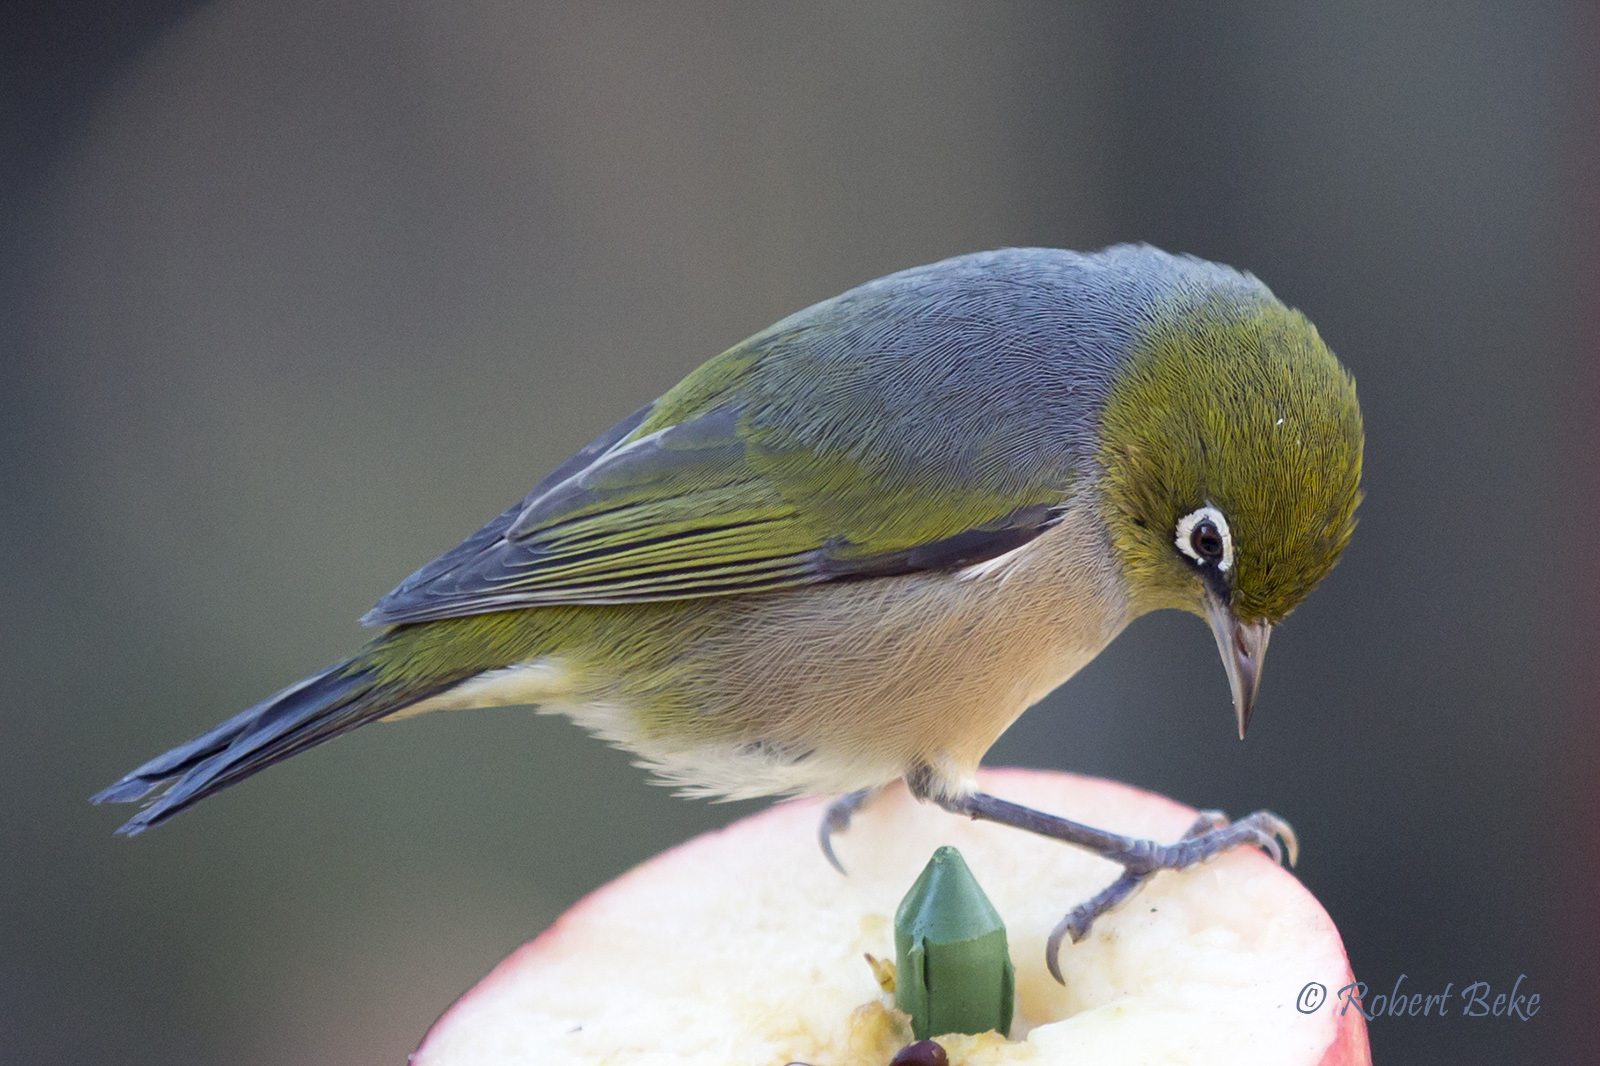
top-left (935, 791), bottom-right (1296, 982)
top-left (817, 787), bottom-right (881, 874)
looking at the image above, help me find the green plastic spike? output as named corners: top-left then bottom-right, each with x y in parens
top-left (893, 845), bottom-right (1015, 1039)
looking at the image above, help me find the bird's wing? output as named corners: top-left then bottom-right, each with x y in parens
top-left (364, 289), bottom-right (1084, 626)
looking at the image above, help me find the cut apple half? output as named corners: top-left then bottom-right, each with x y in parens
top-left (413, 769), bottom-right (1370, 1065)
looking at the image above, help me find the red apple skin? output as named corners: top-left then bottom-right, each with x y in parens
top-left (1319, 984), bottom-right (1371, 1066)
top-left (415, 769), bottom-right (1371, 1065)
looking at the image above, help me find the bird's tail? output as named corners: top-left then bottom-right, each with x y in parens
top-left (91, 653), bottom-right (453, 836)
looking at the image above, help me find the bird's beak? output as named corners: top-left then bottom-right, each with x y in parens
top-left (1203, 592), bottom-right (1272, 739)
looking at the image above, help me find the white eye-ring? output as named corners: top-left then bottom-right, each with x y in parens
top-left (1175, 504), bottom-right (1233, 572)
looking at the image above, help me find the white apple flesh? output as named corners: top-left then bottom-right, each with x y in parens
top-left (414, 769), bottom-right (1370, 1065)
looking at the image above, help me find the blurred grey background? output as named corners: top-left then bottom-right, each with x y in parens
top-left (3, 2), bottom-right (1596, 1063)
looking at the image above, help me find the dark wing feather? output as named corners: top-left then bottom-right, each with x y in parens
top-left (364, 398), bottom-right (1065, 625)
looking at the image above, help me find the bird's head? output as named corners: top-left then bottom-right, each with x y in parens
top-left (1096, 288), bottom-right (1363, 738)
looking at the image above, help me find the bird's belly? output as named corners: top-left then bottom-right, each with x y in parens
top-left (555, 506), bottom-right (1129, 801)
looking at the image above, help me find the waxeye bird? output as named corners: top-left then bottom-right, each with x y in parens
top-left (94, 245), bottom-right (1362, 968)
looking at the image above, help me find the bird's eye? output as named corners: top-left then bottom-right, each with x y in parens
top-left (1191, 521), bottom-right (1224, 561)
top-left (1174, 504), bottom-right (1233, 571)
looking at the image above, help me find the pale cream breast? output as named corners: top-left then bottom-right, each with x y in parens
top-left (601, 496), bottom-right (1131, 801)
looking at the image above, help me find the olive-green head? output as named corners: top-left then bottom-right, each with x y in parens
top-left (1098, 288), bottom-right (1363, 736)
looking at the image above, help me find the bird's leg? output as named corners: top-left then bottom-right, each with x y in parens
top-left (817, 786), bottom-right (881, 874)
top-left (921, 782), bottom-right (1296, 980)
top-left (1040, 809), bottom-right (1228, 982)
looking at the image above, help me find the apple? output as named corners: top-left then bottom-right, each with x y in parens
top-left (414, 769), bottom-right (1369, 1065)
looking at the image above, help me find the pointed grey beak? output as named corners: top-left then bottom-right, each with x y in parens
top-left (1203, 592), bottom-right (1271, 739)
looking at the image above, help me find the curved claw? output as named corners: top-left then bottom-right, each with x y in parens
top-left (818, 821), bottom-right (847, 875)
top-left (1239, 810), bottom-right (1298, 867)
top-left (1270, 813), bottom-right (1299, 866)
top-left (1253, 828), bottom-right (1285, 867)
top-left (1045, 868), bottom-right (1144, 983)
top-left (817, 788), bottom-right (878, 875)
top-left (1045, 910), bottom-right (1077, 985)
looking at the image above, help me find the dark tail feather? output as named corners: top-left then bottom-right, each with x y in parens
top-left (92, 658), bottom-right (443, 835)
